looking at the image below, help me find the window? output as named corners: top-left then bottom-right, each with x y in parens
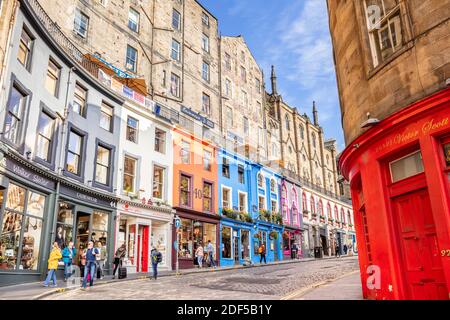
top-left (203, 149), bottom-right (212, 171)
top-left (341, 208), bottom-right (346, 224)
top-left (225, 106), bottom-right (233, 127)
top-left (125, 45), bottom-right (137, 72)
top-left (95, 145), bottom-right (111, 185)
top-left (224, 53), bottom-right (231, 70)
top-left (45, 59), bottom-right (60, 97)
top-left (241, 90), bottom-right (248, 108)
top-left (55, 202), bottom-right (74, 251)
top-left (302, 193), bottom-right (307, 211)
top-left (180, 174), bottom-right (191, 207)
top-left (389, 151), bottom-right (424, 183)
top-left (222, 157), bottom-right (230, 178)
top-left (364, 0), bottom-right (402, 67)
top-left (128, 8), bottom-right (140, 32)
top-left (202, 93), bottom-right (211, 115)
top-left (292, 205), bottom-right (299, 224)
top-left (258, 195), bottom-right (265, 211)
top-left (240, 50), bottom-right (245, 62)
top-left (100, 102), bottom-right (113, 132)
top-left (180, 140), bottom-right (190, 164)
top-left (285, 114), bottom-right (290, 130)
top-left (73, 83), bottom-right (87, 116)
top-left (225, 79), bottom-right (232, 97)
top-left (36, 111), bottom-right (55, 162)
top-left (126, 116), bottom-right (138, 143)
top-left (334, 206), bottom-right (339, 222)
top-left (243, 117), bottom-right (249, 136)
top-left (18, 28), bottom-right (33, 69)
top-left (201, 12), bottom-right (209, 26)
top-left (299, 124), bottom-right (304, 139)
top-left (270, 179), bottom-right (276, 192)
top-left (222, 187), bottom-right (231, 210)
top-left (257, 173), bottom-right (264, 188)
top-left (347, 211), bottom-right (352, 225)
top-left (66, 130), bottom-right (83, 175)
top-left (202, 61), bottom-right (210, 82)
top-left (238, 165), bottom-right (245, 184)
top-left (312, 133), bottom-right (316, 148)
top-left (4, 86), bottom-right (26, 144)
top-left (171, 39), bottom-right (181, 61)
top-left (170, 73), bottom-right (180, 97)
top-left (152, 166), bottom-right (165, 199)
top-left (202, 33), bottom-right (210, 52)
top-left (240, 66), bottom-right (246, 82)
top-left (74, 10), bottom-right (89, 38)
top-left (310, 196), bottom-right (316, 215)
top-left (271, 200), bottom-right (278, 214)
top-left (318, 200), bottom-right (323, 216)
top-left (238, 192), bottom-right (247, 213)
top-left (254, 78), bottom-right (261, 93)
top-left (154, 128), bottom-right (166, 154)
top-left (123, 156), bottom-right (136, 193)
top-left (327, 203), bottom-right (332, 219)
top-left (222, 226), bottom-right (232, 259)
top-left (203, 182), bottom-right (213, 212)
top-left (99, 0), bottom-right (108, 6)
top-left (172, 9), bottom-right (181, 31)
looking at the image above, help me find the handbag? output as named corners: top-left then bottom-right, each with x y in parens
top-left (58, 261), bottom-right (65, 266)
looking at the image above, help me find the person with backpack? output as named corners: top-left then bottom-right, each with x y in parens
top-left (112, 244), bottom-right (126, 279)
top-left (258, 243), bottom-right (267, 264)
top-left (62, 241), bottom-right (76, 282)
top-left (95, 241), bottom-right (107, 279)
top-left (81, 241), bottom-right (99, 289)
top-left (150, 247), bottom-right (162, 280)
top-left (43, 242), bottom-right (62, 287)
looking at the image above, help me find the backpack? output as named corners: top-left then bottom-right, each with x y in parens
top-left (157, 252), bottom-right (162, 263)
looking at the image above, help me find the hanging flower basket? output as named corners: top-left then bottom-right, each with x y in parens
top-left (269, 231), bottom-right (278, 240)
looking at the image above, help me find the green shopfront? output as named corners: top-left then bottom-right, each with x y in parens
top-left (0, 152), bottom-right (117, 286)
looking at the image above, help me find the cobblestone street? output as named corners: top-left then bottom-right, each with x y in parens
top-left (44, 257), bottom-right (359, 300)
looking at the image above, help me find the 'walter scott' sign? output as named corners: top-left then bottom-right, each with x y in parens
top-left (1, 157), bottom-right (56, 190)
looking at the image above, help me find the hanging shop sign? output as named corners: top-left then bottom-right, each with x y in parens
top-left (181, 106), bottom-right (215, 129)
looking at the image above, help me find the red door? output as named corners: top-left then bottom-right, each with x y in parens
top-left (141, 226), bottom-right (149, 273)
top-left (392, 186), bottom-right (448, 299)
top-left (136, 234), bottom-right (141, 272)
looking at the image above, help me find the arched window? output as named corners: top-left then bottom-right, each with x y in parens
top-left (334, 205), bottom-right (339, 222)
top-left (270, 179), bottom-right (276, 192)
top-left (292, 204), bottom-right (299, 225)
top-left (258, 173), bottom-right (264, 188)
top-left (299, 124), bottom-right (304, 139)
top-left (318, 200), bottom-right (323, 216)
top-left (302, 193), bottom-right (307, 212)
top-left (347, 210), bottom-right (352, 225)
top-left (291, 186), bottom-right (298, 208)
top-left (312, 133), bottom-right (316, 148)
top-left (327, 203), bottom-right (332, 219)
top-left (310, 196), bottom-right (315, 215)
top-left (285, 114), bottom-right (290, 130)
top-left (341, 208), bottom-right (346, 224)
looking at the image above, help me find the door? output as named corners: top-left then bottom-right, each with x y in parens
top-left (141, 226), bottom-right (149, 272)
top-left (392, 188), bottom-right (448, 299)
top-left (136, 233), bottom-right (141, 272)
top-left (75, 212), bottom-right (90, 266)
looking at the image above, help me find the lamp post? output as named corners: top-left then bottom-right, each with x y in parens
top-left (174, 215), bottom-right (181, 275)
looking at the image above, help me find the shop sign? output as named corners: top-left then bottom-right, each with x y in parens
top-left (0, 157), bottom-right (55, 190)
top-left (60, 185), bottom-right (115, 208)
top-left (181, 106), bottom-right (215, 129)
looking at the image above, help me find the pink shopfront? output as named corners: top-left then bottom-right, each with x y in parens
top-left (280, 178), bottom-right (303, 259)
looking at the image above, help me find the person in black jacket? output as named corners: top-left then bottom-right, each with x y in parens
top-left (112, 244), bottom-right (126, 279)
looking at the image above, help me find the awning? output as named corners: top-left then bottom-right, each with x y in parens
top-left (84, 54), bottom-right (148, 96)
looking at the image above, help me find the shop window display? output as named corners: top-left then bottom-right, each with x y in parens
top-left (222, 226), bottom-right (232, 259)
top-left (91, 210), bottom-right (109, 245)
top-left (55, 202), bottom-right (74, 249)
top-left (0, 184), bottom-right (46, 271)
top-left (178, 219), bottom-right (216, 260)
top-left (240, 230), bottom-right (250, 259)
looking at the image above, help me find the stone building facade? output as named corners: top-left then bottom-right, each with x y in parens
top-left (328, 0), bottom-right (450, 300)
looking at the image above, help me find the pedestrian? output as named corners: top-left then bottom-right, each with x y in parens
top-left (81, 241), bottom-right (99, 289)
top-left (43, 242), bottom-right (62, 287)
top-left (95, 241), bottom-right (107, 279)
top-left (343, 244), bottom-right (348, 255)
top-left (206, 240), bottom-right (216, 268)
top-left (79, 245), bottom-right (86, 278)
top-left (348, 243), bottom-right (353, 256)
top-left (335, 244), bottom-right (341, 258)
top-left (62, 241), bottom-right (76, 282)
top-left (291, 243), bottom-right (298, 260)
top-left (195, 243), bottom-right (204, 268)
top-left (150, 246), bottom-right (162, 280)
top-left (112, 244), bottom-right (126, 279)
top-left (258, 243), bottom-right (267, 264)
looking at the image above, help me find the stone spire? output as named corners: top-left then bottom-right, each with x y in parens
top-left (271, 65), bottom-right (277, 95)
top-left (313, 101), bottom-right (319, 126)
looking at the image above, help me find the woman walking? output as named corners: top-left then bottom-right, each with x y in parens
top-left (62, 241), bottom-right (76, 282)
top-left (43, 242), bottom-right (62, 287)
top-left (195, 243), bottom-right (204, 268)
top-left (112, 244), bottom-right (126, 279)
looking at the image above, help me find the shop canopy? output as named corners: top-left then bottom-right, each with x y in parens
top-left (84, 54), bottom-right (148, 96)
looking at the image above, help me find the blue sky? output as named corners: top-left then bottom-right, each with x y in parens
top-left (198, 0), bottom-right (344, 150)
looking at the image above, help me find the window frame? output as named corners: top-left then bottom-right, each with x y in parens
top-left (154, 128), bottom-right (166, 154)
top-left (179, 172), bottom-right (193, 208)
top-left (238, 191), bottom-right (248, 213)
top-left (171, 38), bottom-right (181, 62)
top-left (73, 9), bottom-right (89, 38)
top-left (202, 180), bottom-right (214, 213)
top-left (221, 185), bottom-right (232, 211)
top-left (125, 45), bottom-right (138, 73)
top-left (93, 139), bottom-right (115, 191)
top-left (64, 124), bottom-right (87, 181)
top-left (45, 58), bottom-right (61, 98)
top-left (99, 101), bottom-right (114, 132)
top-left (202, 61), bottom-right (210, 82)
top-left (34, 103), bottom-right (58, 169)
top-left (128, 7), bottom-right (140, 33)
top-left (122, 155), bottom-right (138, 195)
top-left (17, 26), bottom-right (34, 71)
top-left (152, 164), bottom-right (166, 200)
top-left (126, 115), bottom-right (139, 143)
top-left (172, 9), bottom-right (181, 31)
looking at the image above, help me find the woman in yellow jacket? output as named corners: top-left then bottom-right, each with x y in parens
top-left (43, 242), bottom-right (62, 287)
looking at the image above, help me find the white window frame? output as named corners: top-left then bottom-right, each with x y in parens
top-left (238, 191), bottom-right (248, 213)
top-left (221, 185), bottom-right (232, 210)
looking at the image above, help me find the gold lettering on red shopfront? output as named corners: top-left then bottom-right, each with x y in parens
top-left (422, 117), bottom-right (449, 134)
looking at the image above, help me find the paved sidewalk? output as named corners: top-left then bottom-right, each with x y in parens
top-left (293, 271), bottom-right (363, 300)
top-left (0, 256), bottom-right (357, 300)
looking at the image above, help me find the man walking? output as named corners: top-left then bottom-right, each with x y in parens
top-left (335, 244), bottom-right (341, 258)
top-left (150, 247), bottom-right (162, 280)
top-left (81, 241), bottom-right (99, 289)
top-left (206, 240), bottom-right (216, 268)
top-left (259, 243), bottom-right (267, 264)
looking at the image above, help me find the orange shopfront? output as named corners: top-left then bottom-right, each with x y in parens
top-left (339, 88), bottom-right (450, 300)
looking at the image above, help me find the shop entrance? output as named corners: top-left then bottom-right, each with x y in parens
top-left (136, 225), bottom-right (149, 273)
top-left (320, 235), bottom-right (328, 256)
top-left (75, 212), bottom-right (90, 265)
top-left (391, 179), bottom-right (448, 299)
top-left (234, 234), bottom-right (239, 265)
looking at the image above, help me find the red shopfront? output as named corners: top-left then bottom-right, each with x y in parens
top-left (339, 87), bottom-right (450, 300)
